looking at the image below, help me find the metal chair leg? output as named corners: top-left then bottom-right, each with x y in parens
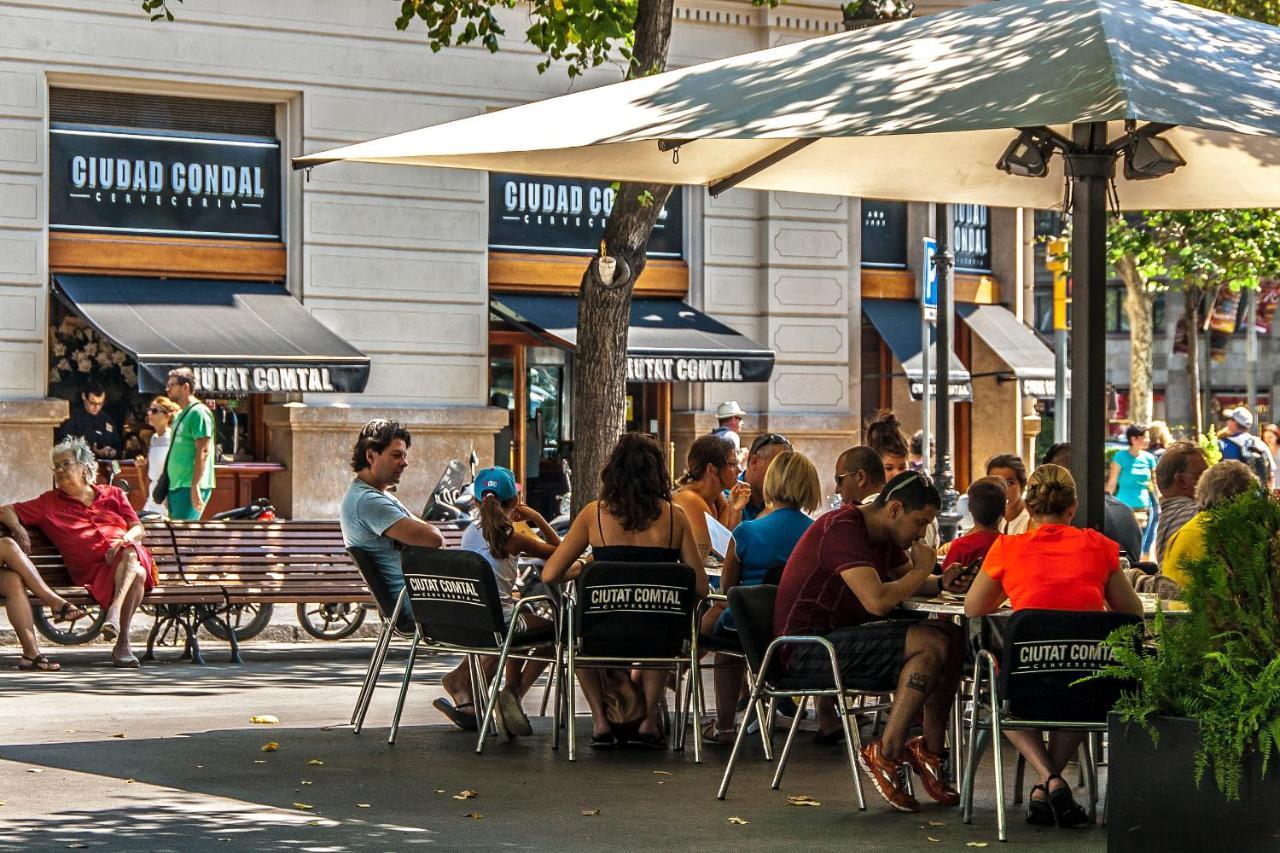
top-left (352, 619), bottom-right (393, 729)
top-left (717, 677), bottom-right (764, 800)
top-left (962, 657), bottom-right (986, 824)
top-left (566, 630), bottom-right (577, 762)
top-left (476, 639), bottom-right (518, 754)
top-left (988, 661), bottom-right (1008, 843)
top-left (550, 641), bottom-right (564, 751)
top-left (1014, 752), bottom-right (1026, 804)
top-left (770, 694), bottom-right (808, 790)
top-left (690, 655), bottom-right (703, 764)
top-left (1082, 735), bottom-right (1099, 820)
top-left (836, 690), bottom-right (869, 810)
top-left (387, 637), bottom-right (419, 745)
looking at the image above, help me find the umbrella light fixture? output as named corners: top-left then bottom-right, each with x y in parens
top-left (296, 0), bottom-right (1280, 531)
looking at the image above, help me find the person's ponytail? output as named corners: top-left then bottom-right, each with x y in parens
top-left (1025, 463), bottom-right (1077, 517)
top-left (478, 492), bottom-right (515, 559)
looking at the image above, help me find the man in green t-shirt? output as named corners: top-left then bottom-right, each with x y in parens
top-left (164, 367), bottom-right (216, 520)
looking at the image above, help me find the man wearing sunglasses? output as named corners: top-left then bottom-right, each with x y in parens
top-left (833, 445), bottom-right (886, 508)
top-left (774, 470), bottom-right (969, 813)
top-left (739, 432), bottom-right (792, 522)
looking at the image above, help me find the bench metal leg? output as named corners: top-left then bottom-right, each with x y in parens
top-left (218, 603), bottom-right (243, 665)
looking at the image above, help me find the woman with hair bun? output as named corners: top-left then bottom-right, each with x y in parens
top-left (865, 410), bottom-right (910, 480)
top-left (965, 463), bottom-right (1142, 829)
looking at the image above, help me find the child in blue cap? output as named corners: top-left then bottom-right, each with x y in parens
top-left (435, 465), bottom-right (560, 738)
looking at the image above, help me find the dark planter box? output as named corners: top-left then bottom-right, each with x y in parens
top-left (1108, 712), bottom-right (1280, 852)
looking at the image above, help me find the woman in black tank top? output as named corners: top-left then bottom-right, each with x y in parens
top-left (541, 433), bottom-right (708, 747)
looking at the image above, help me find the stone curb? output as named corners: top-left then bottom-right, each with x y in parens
top-left (0, 621), bottom-right (384, 647)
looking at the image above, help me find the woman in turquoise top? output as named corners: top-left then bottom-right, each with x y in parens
top-left (699, 450), bottom-right (821, 744)
top-left (1107, 423), bottom-right (1158, 557)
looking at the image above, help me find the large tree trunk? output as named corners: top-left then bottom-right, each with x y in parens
top-left (1184, 284), bottom-right (1204, 438)
top-left (1117, 254), bottom-right (1155, 426)
top-left (569, 0), bottom-right (676, 515)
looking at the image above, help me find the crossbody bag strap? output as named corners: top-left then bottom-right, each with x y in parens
top-left (158, 402), bottom-right (198, 479)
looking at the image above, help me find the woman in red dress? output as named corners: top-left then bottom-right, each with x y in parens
top-left (1, 437), bottom-right (157, 667)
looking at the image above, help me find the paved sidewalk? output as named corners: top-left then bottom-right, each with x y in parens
top-left (0, 643), bottom-right (1106, 852)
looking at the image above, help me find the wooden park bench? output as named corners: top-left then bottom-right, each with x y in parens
top-left (24, 518), bottom-right (467, 664)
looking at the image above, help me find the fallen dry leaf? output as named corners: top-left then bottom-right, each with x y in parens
top-left (356, 803), bottom-right (371, 809)
top-left (652, 770), bottom-right (672, 776)
top-left (580, 809), bottom-right (600, 816)
top-left (124, 779), bottom-right (135, 784)
top-left (926, 837), bottom-right (940, 843)
top-left (434, 789), bottom-right (446, 794)
top-left (261, 742), bottom-right (279, 752)
top-left (787, 795), bottom-right (821, 807)
top-left (293, 802), bottom-right (314, 811)
top-left (306, 759), bottom-right (324, 766)
top-left (927, 820), bottom-right (946, 827)
top-left (195, 765), bottom-right (204, 769)
top-left (966, 844), bottom-right (989, 849)
top-left (301, 780), bottom-right (313, 786)
top-left (253, 760), bottom-right (266, 765)
top-left (453, 790), bottom-right (479, 800)
top-left (111, 733), bottom-right (126, 739)
top-left (66, 845), bottom-right (87, 850)
top-left (25, 769), bottom-right (43, 774)
top-left (250, 715), bottom-right (280, 725)
top-left (727, 816), bottom-right (750, 825)
top-left (463, 812), bottom-right (483, 819)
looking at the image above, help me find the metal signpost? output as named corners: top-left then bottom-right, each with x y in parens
top-left (921, 236), bottom-right (939, 475)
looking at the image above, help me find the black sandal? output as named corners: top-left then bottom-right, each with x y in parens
top-left (17, 654), bottom-right (60, 672)
top-left (432, 698), bottom-right (479, 731)
top-left (54, 602), bottom-right (87, 624)
top-left (1025, 783), bottom-right (1055, 825)
top-left (590, 730), bottom-right (617, 749)
top-left (813, 728), bottom-right (845, 745)
top-left (1046, 774), bottom-right (1091, 827)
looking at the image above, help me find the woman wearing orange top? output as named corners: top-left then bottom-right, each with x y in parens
top-left (965, 463), bottom-right (1142, 829)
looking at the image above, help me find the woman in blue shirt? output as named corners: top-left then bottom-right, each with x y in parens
top-left (700, 450), bottom-right (821, 744)
top-left (1107, 423), bottom-right (1158, 558)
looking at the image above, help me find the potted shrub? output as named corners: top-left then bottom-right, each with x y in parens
top-left (1100, 488), bottom-right (1280, 852)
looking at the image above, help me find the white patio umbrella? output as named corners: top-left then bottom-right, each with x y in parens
top-left (296, 0), bottom-right (1280, 526)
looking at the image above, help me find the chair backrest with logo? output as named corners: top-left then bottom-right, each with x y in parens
top-left (999, 608), bottom-right (1142, 722)
top-left (400, 546), bottom-right (506, 650)
top-left (576, 561), bottom-right (695, 659)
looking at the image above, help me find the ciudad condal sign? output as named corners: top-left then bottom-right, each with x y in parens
top-left (135, 362), bottom-right (369, 395)
top-left (626, 355), bottom-right (772, 384)
top-left (49, 124), bottom-right (281, 240)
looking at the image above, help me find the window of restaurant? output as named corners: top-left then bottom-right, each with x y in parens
top-left (486, 175), bottom-right (773, 515)
top-left (45, 88), bottom-right (369, 515)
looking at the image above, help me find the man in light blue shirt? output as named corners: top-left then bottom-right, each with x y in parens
top-left (340, 419), bottom-right (444, 630)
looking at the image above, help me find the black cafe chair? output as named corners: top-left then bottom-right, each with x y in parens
top-left (960, 608), bottom-right (1142, 842)
top-left (347, 546), bottom-right (417, 733)
top-left (565, 560), bottom-right (701, 762)
top-left (716, 584), bottom-right (894, 809)
top-left (388, 547), bottom-right (562, 754)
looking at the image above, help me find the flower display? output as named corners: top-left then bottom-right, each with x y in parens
top-left (48, 314), bottom-right (144, 416)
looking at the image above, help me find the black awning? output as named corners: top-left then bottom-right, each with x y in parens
top-left (956, 303), bottom-right (1063, 399)
top-left (490, 293), bottom-right (775, 383)
top-left (54, 275), bottom-right (370, 395)
top-left (861, 298), bottom-right (972, 401)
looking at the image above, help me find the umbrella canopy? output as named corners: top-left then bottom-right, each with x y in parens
top-left (295, 0), bottom-right (1280, 210)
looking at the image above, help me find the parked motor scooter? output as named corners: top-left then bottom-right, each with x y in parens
top-left (211, 497), bottom-right (276, 521)
top-left (421, 450), bottom-right (479, 529)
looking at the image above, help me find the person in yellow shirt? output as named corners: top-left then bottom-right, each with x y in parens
top-left (1161, 460), bottom-right (1257, 589)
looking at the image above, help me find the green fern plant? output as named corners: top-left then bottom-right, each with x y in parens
top-left (1095, 489), bottom-right (1280, 799)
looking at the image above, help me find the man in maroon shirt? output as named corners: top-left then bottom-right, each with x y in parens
top-left (775, 471), bottom-right (967, 813)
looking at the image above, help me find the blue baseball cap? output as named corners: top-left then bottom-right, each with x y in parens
top-left (473, 466), bottom-right (518, 502)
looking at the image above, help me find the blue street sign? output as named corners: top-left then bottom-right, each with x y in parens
top-left (922, 236), bottom-right (939, 323)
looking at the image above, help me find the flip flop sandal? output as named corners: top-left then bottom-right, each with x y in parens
top-left (18, 654), bottom-right (60, 672)
top-left (590, 730), bottom-right (618, 749)
top-left (1046, 774), bottom-right (1091, 827)
top-left (54, 602), bottom-right (88, 624)
top-left (1025, 783), bottom-right (1055, 825)
top-left (112, 654), bottom-right (141, 669)
top-left (432, 698), bottom-right (479, 731)
top-left (633, 731), bottom-right (668, 751)
top-left (101, 621), bottom-right (120, 642)
top-left (701, 721), bottom-right (736, 745)
top-left (497, 689), bottom-right (532, 738)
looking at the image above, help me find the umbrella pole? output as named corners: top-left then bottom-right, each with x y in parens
top-left (932, 202), bottom-right (953, 499)
top-left (1066, 122), bottom-right (1111, 533)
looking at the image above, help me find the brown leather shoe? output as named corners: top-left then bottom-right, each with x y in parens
top-left (857, 739), bottom-right (920, 813)
top-left (904, 736), bottom-right (961, 807)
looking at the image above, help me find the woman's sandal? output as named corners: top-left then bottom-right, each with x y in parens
top-left (701, 720), bottom-right (736, 745)
top-left (17, 654), bottom-right (60, 672)
top-left (53, 602), bottom-right (88, 624)
top-left (432, 698), bottom-right (479, 731)
top-left (590, 729), bottom-right (618, 749)
top-left (1046, 774), bottom-right (1091, 827)
top-left (1026, 783), bottom-right (1056, 826)
top-left (633, 730), bottom-right (667, 751)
